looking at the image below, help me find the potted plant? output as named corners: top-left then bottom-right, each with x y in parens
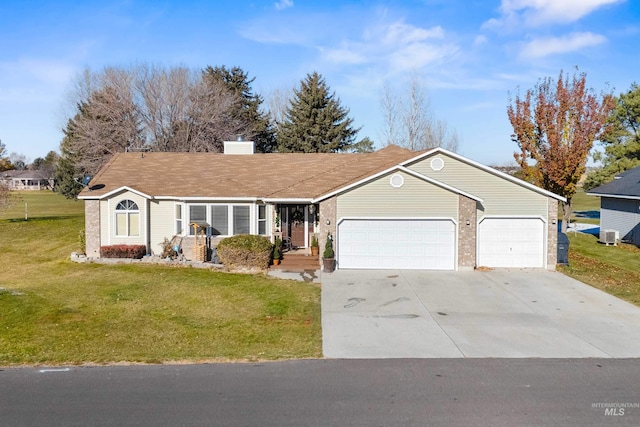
top-left (273, 236), bottom-right (282, 266)
top-left (310, 234), bottom-right (319, 256)
top-left (323, 232), bottom-right (335, 272)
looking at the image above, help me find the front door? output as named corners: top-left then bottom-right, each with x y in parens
top-left (289, 206), bottom-right (306, 247)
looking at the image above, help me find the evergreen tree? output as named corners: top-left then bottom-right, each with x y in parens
top-left (277, 72), bottom-right (360, 153)
top-left (584, 83), bottom-right (640, 190)
top-left (55, 116), bottom-right (87, 199)
top-left (202, 66), bottom-right (276, 152)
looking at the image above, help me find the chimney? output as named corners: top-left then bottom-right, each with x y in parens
top-left (223, 136), bottom-right (255, 154)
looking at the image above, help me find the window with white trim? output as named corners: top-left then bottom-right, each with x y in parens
top-left (233, 205), bottom-right (250, 234)
top-left (115, 200), bottom-right (140, 237)
top-left (257, 205), bottom-right (267, 235)
top-left (188, 205), bottom-right (206, 235)
top-left (175, 204), bottom-right (183, 235)
top-left (211, 205), bottom-right (229, 236)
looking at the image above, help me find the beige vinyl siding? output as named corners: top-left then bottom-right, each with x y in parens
top-left (104, 190), bottom-right (147, 247)
top-left (337, 171), bottom-right (459, 219)
top-left (149, 200), bottom-right (177, 255)
top-left (407, 154), bottom-right (548, 218)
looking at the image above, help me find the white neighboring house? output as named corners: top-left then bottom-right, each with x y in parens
top-left (1, 170), bottom-right (54, 190)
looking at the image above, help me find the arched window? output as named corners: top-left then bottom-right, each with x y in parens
top-left (115, 200), bottom-right (140, 236)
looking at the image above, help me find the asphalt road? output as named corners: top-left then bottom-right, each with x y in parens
top-left (1, 359), bottom-right (639, 426)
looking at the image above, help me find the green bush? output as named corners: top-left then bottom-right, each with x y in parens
top-left (217, 234), bottom-right (273, 270)
top-left (323, 232), bottom-right (334, 259)
top-left (273, 236), bottom-right (282, 261)
top-left (100, 245), bottom-right (147, 259)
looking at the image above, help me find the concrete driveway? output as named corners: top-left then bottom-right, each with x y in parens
top-left (321, 270), bottom-right (640, 358)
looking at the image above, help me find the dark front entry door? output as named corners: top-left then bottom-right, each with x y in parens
top-left (289, 206), bottom-right (306, 247)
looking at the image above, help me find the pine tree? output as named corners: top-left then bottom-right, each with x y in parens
top-left (277, 72), bottom-right (359, 153)
top-left (54, 117), bottom-right (86, 199)
top-left (202, 66), bottom-right (276, 153)
top-left (583, 83), bottom-right (640, 190)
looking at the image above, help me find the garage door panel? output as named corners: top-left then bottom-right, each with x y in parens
top-left (338, 219), bottom-right (455, 270)
top-left (478, 218), bottom-right (544, 268)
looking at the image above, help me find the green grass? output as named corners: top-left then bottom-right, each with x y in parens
top-left (569, 188), bottom-right (601, 225)
top-left (0, 191), bottom-right (321, 365)
top-left (559, 233), bottom-right (640, 306)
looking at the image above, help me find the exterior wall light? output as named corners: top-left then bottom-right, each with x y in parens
top-left (326, 219), bottom-right (331, 225)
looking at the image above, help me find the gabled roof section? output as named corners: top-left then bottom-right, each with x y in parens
top-left (78, 145), bottom-right (418, 200)
top-left (78, 185), bottom-right (153, 200)
top-left (400, 147), bottom-right (567, 202)
top-left (587, 165), bottom-right (640, 200)
top-left (313, 164), bottom-right (483, 203)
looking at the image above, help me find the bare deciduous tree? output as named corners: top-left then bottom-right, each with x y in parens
top-left (61, 64), bottom-right (253, 179)
top-left (267, 85), bottom-right (294, 129)
top-left (379, 75), bottom-right (460, 152)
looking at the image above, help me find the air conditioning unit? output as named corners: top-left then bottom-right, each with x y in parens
top-left (599, 229), bottom-right (619, 245)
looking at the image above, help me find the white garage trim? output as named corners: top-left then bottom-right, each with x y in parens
top-left (477, 216), bottom-right (547, 269)
top-left (337, 217), bottom-right (457, 270)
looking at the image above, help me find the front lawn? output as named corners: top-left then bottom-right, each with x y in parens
top-left (0, 192), bottom-right (321, 365)
top-left (559, 232), bottom-right (640, 306)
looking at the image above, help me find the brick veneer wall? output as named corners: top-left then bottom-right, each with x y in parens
top-left (85, 200), bottom-right (101, 258)
top-left (547, 197), bottom-right (558, 270)
top-left (458, 195), bottom-right (477, 269)
top-left (318, 196), bottom-right (337, 270)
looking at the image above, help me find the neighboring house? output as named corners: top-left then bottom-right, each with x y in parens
top-left (78, 141), bottom-right (565, 270)
top-left (587, 165), bottom-right (640, 246)
top-left (0, 169), bottom-right (55, 190)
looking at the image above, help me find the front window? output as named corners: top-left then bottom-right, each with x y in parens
top-left (189, 205), bottom-right (206, 235)
top-left (211, 205), bottom-right (229, 236)
top-left (233, 205), bottom-right (250, 234)
top-left (175, 204), bottom-right (183, 235)
top-left (257, 205), bottom-right (267, 235)
top-left (115, 199), bottom-right (140, 237)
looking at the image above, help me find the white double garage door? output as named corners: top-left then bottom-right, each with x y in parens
top-left (337, 218), bottom-right (545, 270)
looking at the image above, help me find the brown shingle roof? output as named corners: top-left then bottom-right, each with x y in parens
top-left (80, 145), bottom-right (419, 200)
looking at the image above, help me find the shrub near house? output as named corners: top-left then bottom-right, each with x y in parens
top-left (217, 235), bottom-right (272, 270)
top-left (100, 245), bottom-right (146, 259)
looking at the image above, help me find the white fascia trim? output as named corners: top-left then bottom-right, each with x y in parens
top-left (154, 196), bottom-right (259, 202)
top-left (260, 198), bottom-right (314, 204)
top-left (397, 166), bottom-right (484, 203)
top-left (586, 193), bottom-right (640, 201)
top-left (78, 186), bottom-right (152, 200)
top-left (399, 147), bottom-right (567, 203)
top-left (478, 214), bottom-right (548, 224)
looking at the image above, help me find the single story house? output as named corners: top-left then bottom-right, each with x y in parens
top-left (587, 165), bottom-right (640, 246)
top-left (79, 141), bottom-right (565, 270)
top-left (1, 169), bottom-right (54, 190)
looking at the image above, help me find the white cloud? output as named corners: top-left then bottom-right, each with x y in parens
top-left (320, 20), bottom-right (456, 73)
top-left (484, 0), bottom-right (623, 28)
top-left (519, 32), bottom-right (607, 58)
top-left (473, 35), bottom-right (488, 46)
top-left (274, 0), bottom-right (293, 11)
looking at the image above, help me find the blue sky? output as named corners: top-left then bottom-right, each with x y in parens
top-left (0, 0), bottom-right (637, 165)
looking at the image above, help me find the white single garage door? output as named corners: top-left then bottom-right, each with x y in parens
top-left (478, 218), bottom-right (545, 268)
top-left (338, 219), bottom-right (455, 270)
